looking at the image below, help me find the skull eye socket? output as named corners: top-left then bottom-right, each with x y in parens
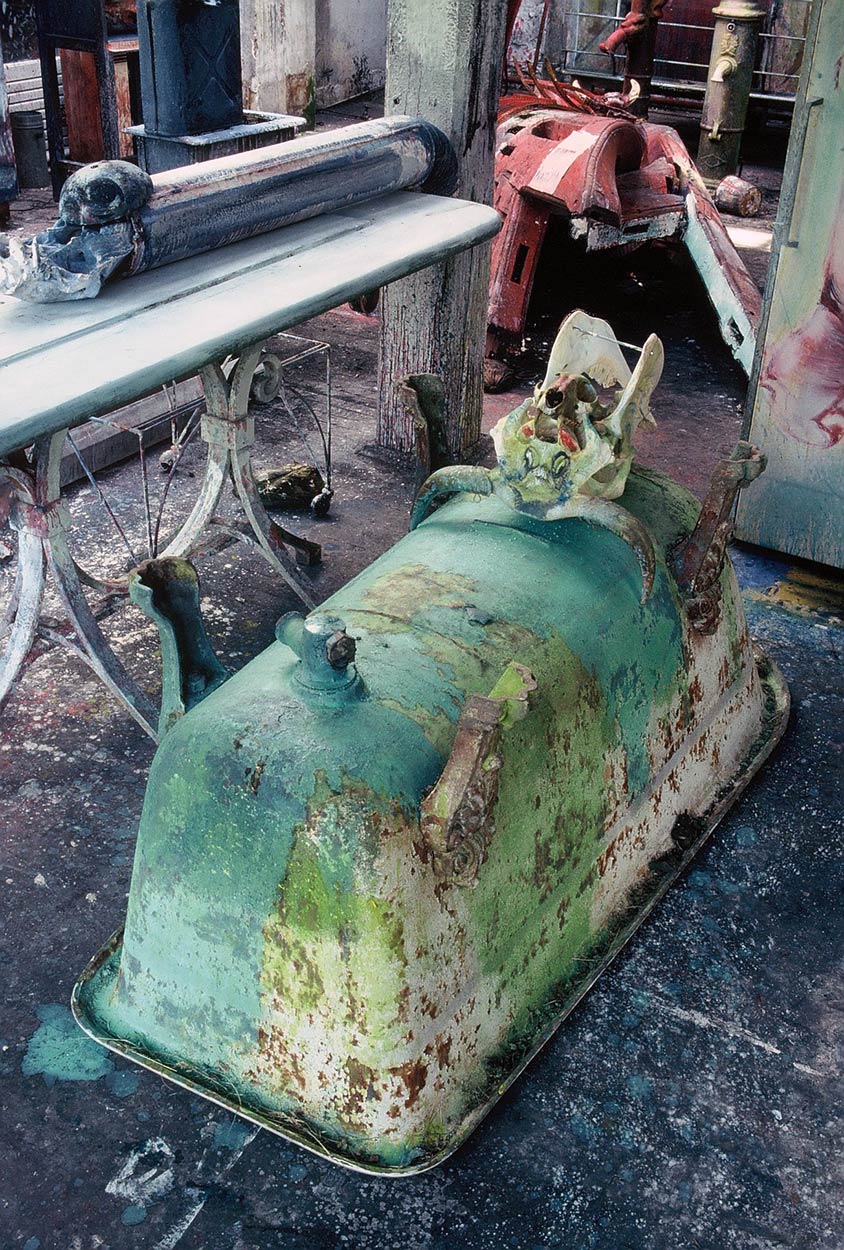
top-left (90, 177), bottom-right (121, 208)
top-left (524, 447), bottom-right (535, 471)
top-left (551, 452), bottom-right (569, 478)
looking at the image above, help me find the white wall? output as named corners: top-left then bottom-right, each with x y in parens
top-left (315, 0), bottom-right (387, 108)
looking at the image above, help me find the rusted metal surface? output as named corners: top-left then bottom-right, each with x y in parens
top-left (714, 174), bottom-right (762, 217)
top-left (420, 662), bottom-right (537, 887)
top-left (488, 107), bottom-right (680, 341)
top-left (598, 0), bottom-right (666, 113)
top-left (672, 440), bottom-right (766, 634)
top-left (130, 555), bottom-right (228, 737)
top-left (487, 101), bottom-right (762, 378)
top-left (72, 313), bottom-right (788, 1175)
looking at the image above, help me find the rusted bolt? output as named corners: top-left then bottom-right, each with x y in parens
top-left (326, 630), bottom-right (356, 670)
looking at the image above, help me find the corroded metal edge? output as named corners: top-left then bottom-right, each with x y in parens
top-left (71, 646), bottom-right (789, 1178)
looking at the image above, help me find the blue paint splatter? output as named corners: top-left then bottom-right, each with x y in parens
top-left (22, 1004), bottom-right (113, 1086)
top-left (121, 1204), bottom-right (147, 1226)
top-left (23, 1238), bottom-right (41, 1250)
top-left (107, 1069), bottom-right (140, 1098)
top-left (736, 825), bottom-right (757, 846)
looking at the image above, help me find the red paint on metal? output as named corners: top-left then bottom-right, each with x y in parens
top-left (488, 108), bottom-right (681, 340)
top-left (487, 106), bottom-right (761, 352)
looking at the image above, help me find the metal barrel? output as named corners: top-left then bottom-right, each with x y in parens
top-left (10, 110), bottom-right (50, 189)
top-left (130, 115), bottom-right (458, 274)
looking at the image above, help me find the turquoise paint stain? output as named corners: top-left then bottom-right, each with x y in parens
top-left (23, 1238), bottom-right (41, 1250)
top-left (736, 825), bottom-right (757, 846)
top-left (213, 1119), bottom-right (253, 1151)
top-left (121, 1204), bottom-right (147, 1226)
top-left (22, 1004), bottom-right (113, 1085)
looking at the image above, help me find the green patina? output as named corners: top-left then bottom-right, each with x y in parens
top-left (74, 464), bottom-right (730, 1173)
top-left (258, 780), bottom-right (411, 1032)
top-left (101, 649), bottom-right (444, 1080)
top-left (466, 632), bottom-right (615, 1001)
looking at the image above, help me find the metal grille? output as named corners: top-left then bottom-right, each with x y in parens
top-left (544, 0), bottom-right (812, 107)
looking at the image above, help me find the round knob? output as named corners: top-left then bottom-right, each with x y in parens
top-left (326, 629), bottom-right (356, 670)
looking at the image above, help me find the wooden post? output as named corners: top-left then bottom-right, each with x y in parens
top-left (240, 0), bottom-right (316, 120)
top-left (377, 0), bottom-right (508, 458)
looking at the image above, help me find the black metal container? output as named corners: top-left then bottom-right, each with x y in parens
top-left (137, 0), bottom-right (243, 138)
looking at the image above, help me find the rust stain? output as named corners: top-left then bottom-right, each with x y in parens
top-left (397, 1059), bottom-right (429, 1108)
top-left (246, 759), bottom-right (265, 794)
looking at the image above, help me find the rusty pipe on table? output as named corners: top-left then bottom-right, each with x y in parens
top-left (129, 115), bottom-right (457, 272)
top-left (0, 116), bottom-right (458, 301)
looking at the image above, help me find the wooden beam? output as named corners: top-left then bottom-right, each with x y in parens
top-left (240, 0), bottom-right (316, 119)
top-left (377, 0), bottom-right (508, 457)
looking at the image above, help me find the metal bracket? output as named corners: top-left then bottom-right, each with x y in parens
top-left (672, 440), bottom-right (765, 634)
top-left (419, 663), bottom-right (537, 887)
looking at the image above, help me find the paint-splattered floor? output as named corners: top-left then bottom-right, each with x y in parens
top-left (1, 224), bottom-right (842, 1249)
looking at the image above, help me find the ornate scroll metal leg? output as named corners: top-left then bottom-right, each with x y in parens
top-left (0, 517), bottom-right (46, 706)
top-left (1, 435), bottom-right (158, 736)
top-left (0, 341), bottom-right (320, 735)
top-left (34, 432), bottom-right (159, 739)
top-left (158, 435), bottom-right (230, 561)
top-left (188, 349), bottom-right (319, 608)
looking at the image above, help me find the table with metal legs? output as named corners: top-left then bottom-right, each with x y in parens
top-left (0, 192), bottom-right (501, 737)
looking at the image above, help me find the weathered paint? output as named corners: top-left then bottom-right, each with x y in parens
top-left (73, 457), bottom-right (787, 1174)
top-left (240, 0), bottom-right (316, 117)
top-left (315, 0), bottom-right (387, 110)
top-left (735, 0), bottom-right (844, 569)
top-left (486, 108), bottom-right (760, 373)
top-left (697, 1), bottom-right (766, 186)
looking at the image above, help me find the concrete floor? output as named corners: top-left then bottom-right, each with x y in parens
top-left (1, 113), bottom-right (842, 1250)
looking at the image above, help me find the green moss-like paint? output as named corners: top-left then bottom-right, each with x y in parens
top-left (76, 465), bottom-right (734, 1172)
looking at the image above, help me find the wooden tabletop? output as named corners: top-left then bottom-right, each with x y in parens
top-left (0, 191), bottom-right (500, 456)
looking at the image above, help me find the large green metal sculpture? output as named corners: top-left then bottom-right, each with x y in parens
top-left (73, 312), bottom-right (788, 1174)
